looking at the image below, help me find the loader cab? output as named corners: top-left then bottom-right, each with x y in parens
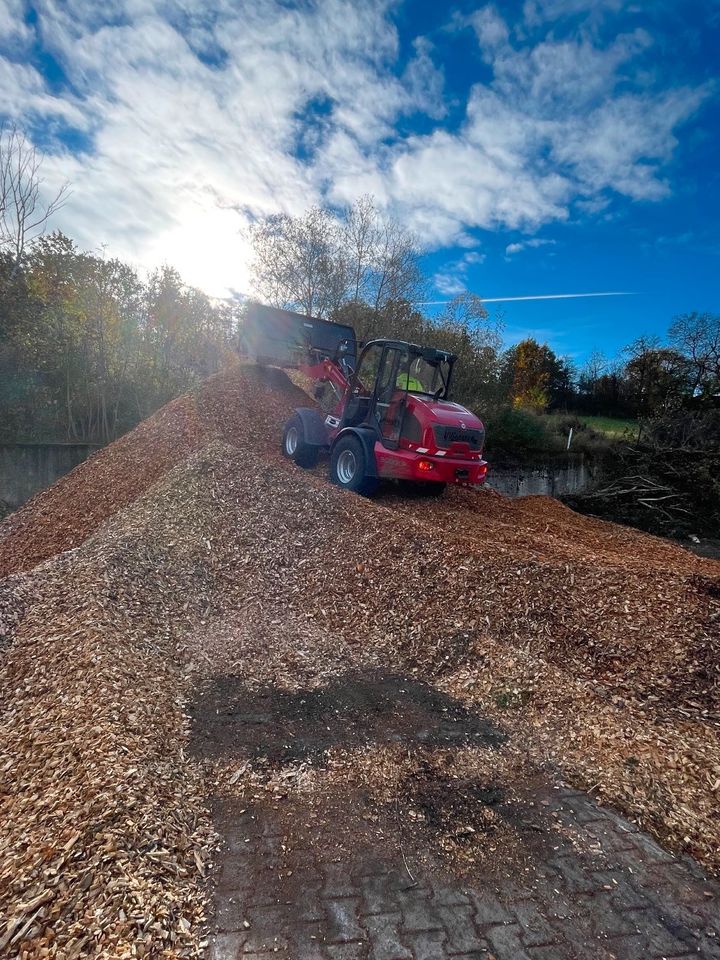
top-left (342, 339), bottom-right (456, 448)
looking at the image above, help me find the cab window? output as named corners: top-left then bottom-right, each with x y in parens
top-left (353, 343), bottom-right (384, 396)
top-left (376, 347), bottom-right (405, 404)
top-left (376, 346), bottom-right (409, 446)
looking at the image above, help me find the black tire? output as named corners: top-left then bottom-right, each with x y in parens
top-left (330, 435), bottom-right (378, 496)
top-left (281, 415), bottom-right (319, 469)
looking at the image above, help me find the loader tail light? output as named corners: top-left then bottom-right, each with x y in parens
top-left (417, 459), bottom-right (434, 472)
top-left (478, 463), bottom-right (488, 480)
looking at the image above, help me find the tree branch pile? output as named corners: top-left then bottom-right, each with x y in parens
top-left (564, 427), bottom-right (720, 539)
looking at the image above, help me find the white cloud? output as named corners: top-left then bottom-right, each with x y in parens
top-left (432, 249), bottom-right (486, 296)
top-left (470, 6), bottom-right (510, 54)
top-left (549, 87), bottom-right (709, 200)
top-left (13, 0), bottom-right (417, 293)
top-left (403, 37), bottom-right (446, 121)
top-left (523, 0), bottom-right (627, 27)
top-left (491, 29), bottom-right (652, 111)
top-left (433, 271), bottom-right (467, 296)
top-left (388, 130), bottom-right (571, 241)
top-left (0, 0), bottom-right (31, 47)
top-left (0, 0), bottom-right (711, 295)
top-left (505, 238), bottom-right (556, 256)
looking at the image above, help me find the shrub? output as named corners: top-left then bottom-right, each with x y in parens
top-left (483, 405), bottom-right (560, 455)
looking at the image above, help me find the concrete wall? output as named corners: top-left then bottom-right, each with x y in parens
top-left (0, 443), bottom-right (100, 514)
top-left (0, 443), bottom-right (601, 518)
top-left (487, 454), bottom-right (601, 498)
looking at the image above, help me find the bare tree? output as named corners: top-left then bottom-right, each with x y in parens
top-left (437, 292), bottom-right (492, 334)
top-left (343, 196), bottom-right (425, 310)
top-left (249, 197), bottom-right (424, 318)
top-left (343, 194), bottom-right (379, 302)
top-left (669, 311), bottom-right (720, 398)
top-left (250, 207), bottom-right (348, 318)
top-left (0, 123), bottom-right (69, 267)
top-left (370, 215), bottom-right (424, 311)
top-left (581, 349), bottom-right (608, 383)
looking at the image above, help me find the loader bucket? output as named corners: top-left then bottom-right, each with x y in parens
top-left (240, 303), bottom-right (357, 369)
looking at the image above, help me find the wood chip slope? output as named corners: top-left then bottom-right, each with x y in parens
top-left (1, 362), bottom-right (719, 959)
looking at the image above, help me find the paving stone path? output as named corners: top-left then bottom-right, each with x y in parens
top-left (194, 672), bottom-right (720, 960)
top-left (207, 787), bottom-right (720, 960)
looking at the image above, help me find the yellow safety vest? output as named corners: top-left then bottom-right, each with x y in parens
top-left (396, 373), bottom-right (424, 392)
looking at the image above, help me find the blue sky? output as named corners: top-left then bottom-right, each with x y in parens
top-left (1, 0), bottom-right (719, 365)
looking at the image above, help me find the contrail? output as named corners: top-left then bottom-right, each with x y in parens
top-left (417, 291), bottom-right (635, 305)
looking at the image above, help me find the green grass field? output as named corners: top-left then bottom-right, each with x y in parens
top-left (541, 413), bottom-right (640, 447)
top-left (578, 415), bottom-right (639, 438)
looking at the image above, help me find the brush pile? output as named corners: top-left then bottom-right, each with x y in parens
top-left (564, 428), bottom-right (720, 540)
top-left (1, 361), bottom-right (719, 958)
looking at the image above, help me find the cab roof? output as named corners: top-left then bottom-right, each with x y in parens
top-left (362, 339), bottom-right (456, 364)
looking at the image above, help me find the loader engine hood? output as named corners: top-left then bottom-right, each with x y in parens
top-left (408, 397), bottom-right (485, 452)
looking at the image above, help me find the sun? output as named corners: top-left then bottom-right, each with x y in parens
top-left (144, 199), bottom-right (254, 300)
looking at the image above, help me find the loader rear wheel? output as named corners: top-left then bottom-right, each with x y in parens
top-left (282, 415), bottom-right (319, 469)
top-left (330, 435), bottom-right (378, 496)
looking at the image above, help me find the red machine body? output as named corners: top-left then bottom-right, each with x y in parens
top-left (241, 303), bottom-right (488, 496)
top-left (289, 340), bottom-right (488, 495)
top-left (299, 354), bottom-right (487, 487)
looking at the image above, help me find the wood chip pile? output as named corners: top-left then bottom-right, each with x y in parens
top-left (0, 396), bottom-right (204, 579)
top-left (1, 362), bottom-right (719, 957)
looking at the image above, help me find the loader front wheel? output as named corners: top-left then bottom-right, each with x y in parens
top-left (330, 435), bottom-right (378, 496)
top-left (282, 415), bottom-right (318, 469)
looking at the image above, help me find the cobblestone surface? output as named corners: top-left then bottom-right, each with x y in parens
top-left (196, 672), bottom-right (720, 960)
top-left (206, 787), bottom-right (720, 960)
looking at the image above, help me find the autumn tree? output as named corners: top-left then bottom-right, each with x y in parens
top-left (1, 234), bottom-right (238, 443)
top-left (72, 252), bottom-right (145, 441)
top-left (501, 339), bottom-right (572, 412)
top-left (22, 232), bottom-right (84, 438)
top-left (332, 297), bottom-right (426, 344)
top-left (511, 340), bottom-right (549, 411)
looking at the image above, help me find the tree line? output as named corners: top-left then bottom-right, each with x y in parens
top-left (251, 199), bottom-right (719, 425)
top-left (1, 125), bottom-right (718, 449)
top-left (0, 234), bottom-right (239, 443)
top-left (0, 125), bottom-right (242, 443)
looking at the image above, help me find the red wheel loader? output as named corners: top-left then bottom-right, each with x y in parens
top-left (241, 304), bottom-right (488, 496)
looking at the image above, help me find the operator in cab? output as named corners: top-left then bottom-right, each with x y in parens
top-left (396, 361), bottom-right (426, 393)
